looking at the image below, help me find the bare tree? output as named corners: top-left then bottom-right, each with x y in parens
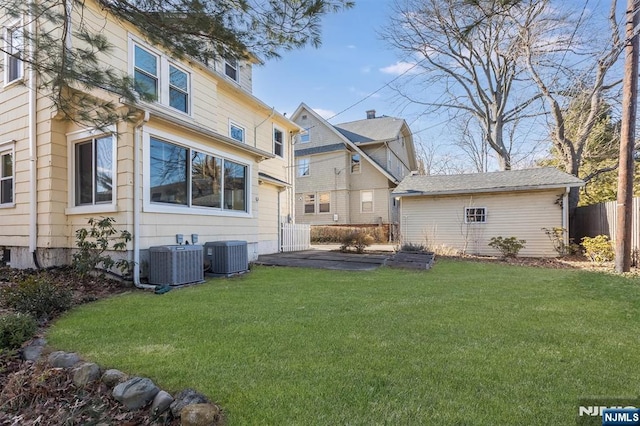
top-left (382, 0), bottom-right (544, 170)
top-left (519, 1), bottom-right (625, 211)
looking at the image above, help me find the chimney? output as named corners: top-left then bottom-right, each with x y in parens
top-left (366, 109), bottom-right (376, 119)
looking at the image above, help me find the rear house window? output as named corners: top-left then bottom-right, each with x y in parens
top-left (465, 207), bottom-right (487, 223)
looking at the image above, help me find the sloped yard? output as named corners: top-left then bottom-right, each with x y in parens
top-left (45, 261), bottom-right (640, 425)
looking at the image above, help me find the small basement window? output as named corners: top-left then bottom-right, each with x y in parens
top-left (465, 207), bottom-right (487, 223)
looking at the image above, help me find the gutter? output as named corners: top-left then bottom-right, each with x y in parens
top-left (132, 111), bottom-right (155, 289)
top-left (393, 183), bottom-right (585, 198)
top-left (28, 4), bottom-right (39, 268)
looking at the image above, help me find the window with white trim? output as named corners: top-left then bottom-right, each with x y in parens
top-left (274, 127), bottom-right (284, 157)
top-left (132, 42), bottom-right (190, 114)
top-left (150, 137), bottom-right (247, 212)
top-left (225, 57), bottom-right (238, 82)
top-left (229, 121), bottom-right (245, 143)
top-left (351, 153), bottom-right (361, 173)
top-left (300, 128), bottom-right (310, 143)
top-left (304, 193), bottom-right (315, 214)
top-left (4, 23), bottom-right (23, 84)
top-left (465, 207), bottom-right (487, 223)
top-left (297, 157), bottom-right (310, 177)
top-left (361, 190), bottom-right (373, 213)
top-left (0, 145), bottom-right (14, 205)
top-left (73, 135), bottom-right (115, 206)
top-left (318, 192), bottom-right (330, 213)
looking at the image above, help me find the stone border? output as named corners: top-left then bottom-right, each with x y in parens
top-left (22, 339), bottom-right (222, 425)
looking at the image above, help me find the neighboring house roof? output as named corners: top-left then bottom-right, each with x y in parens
top-left (295, 143), bottom-right (345, 157)
top-left (291, 103), bottom-right (399, 184)
top-left (334, 116), bottom-right (406, 144)
top-left (393, 167), bottom-right (584, 197)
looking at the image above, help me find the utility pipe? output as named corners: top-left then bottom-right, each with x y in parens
top-left (133, 111), bottom-right (154, 289)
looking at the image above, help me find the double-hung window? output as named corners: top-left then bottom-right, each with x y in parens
top-left (361, 190), bottom-right (373, 213)
top-left (150, 137), bottom-right (247, 212)
top-left (351, 153), bottom-right (361, 173)
top-left (318, 192), bottom-right (330, 213)
top-left (297, 157), bottom-right (310, 177)
top-left (74, 135), bottom-right (114, 206)
top-left (225, 58), bottom-right (238, 82)
top-left (300, 128), bottom-right (310, 143)
top-left (274, 127), bottom-right (284, 157)
top-left (4, 23), bottom-right (23, 84)
top-left (0, 143), bottom-right (14, 205)
top-left (304, 193), bottom-right (315, 214)
top-left (133, 42), bottom-right (190, 114)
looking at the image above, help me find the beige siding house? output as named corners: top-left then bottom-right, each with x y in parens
top-left (291, 104), bottom-right (417, 239)
top-left (0, 1), bottom-right (299, 277)
top-left (393, 168), bottom-right (584, 257)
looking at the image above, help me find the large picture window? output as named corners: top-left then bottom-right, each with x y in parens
top-left (150, 137), bottom-right (248, 212)
top-left (74, 136), bottom-right (114, 206)
top-left (0, 147), bottom-right (13, 205)
top-left (133, 42), bottom-right (190, 114)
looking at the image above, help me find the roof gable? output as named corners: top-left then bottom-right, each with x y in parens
top-left (334, 116), bottom-right (405, 143)
top-left (394, 168), bottom-right (584, 196)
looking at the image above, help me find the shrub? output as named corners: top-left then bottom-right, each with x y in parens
top-left (312, 226), bottom-right (386, 244)
top-left (399, 242), bottom-right (429, 253)
top-left (581, 235), bottom-right (614, 263)
top-left (0, 313), bottom-right (37, 350)
top-left (0, 275), bottom-right (72, 322)
top-left (542, 227), bottom-right (579, 257)
top-left (340, 231), bottom-right (374, 254)
top-left (73, 216), bottom-right (132, 278)
top-left (488, 236), bottom-right (526, 258)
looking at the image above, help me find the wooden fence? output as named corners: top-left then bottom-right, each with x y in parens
top-left (281, 223), bottom-right (311, 252)
top-left (575, 197), bottom-right (640, 252)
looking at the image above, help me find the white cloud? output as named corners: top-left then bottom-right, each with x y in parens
top-left (313, 108), bottom-right (337, 119)
top-left (379, 61), bottom-right (419, 75)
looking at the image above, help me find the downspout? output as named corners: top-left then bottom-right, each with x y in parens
top-left (28, 3), bottom-right (39, 268)
top-left (133, 111), bottom-right (154, 289)
top-left (562, 187), bottom-right (570, 248)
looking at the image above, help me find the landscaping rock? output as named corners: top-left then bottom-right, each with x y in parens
top-left (150, 390), bottom-right (174, 417)
top-left (48, 351), bottom-right (80, 368)
top-left (180, 403), bottom-right (221, 426)
top-left (21, 338), bottom-right (47, 361)
top-left (101, 369), bottom-right (128, 387)
top-left (112, 377), bottom-right (160, 410)
top-left (72, 362), bottom-right (101, 387)
top-left (170, 388), bottom-right (210, 418)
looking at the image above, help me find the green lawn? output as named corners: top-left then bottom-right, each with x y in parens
top-left (47, 260), bottom-right (640, 425)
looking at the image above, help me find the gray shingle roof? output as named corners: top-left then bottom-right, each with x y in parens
top-left (393, 167), bottom-right (584, 196)
top-left (295, 143), bottom-right (345, 157)
top-left (335, 116), bottom-right (405, 143)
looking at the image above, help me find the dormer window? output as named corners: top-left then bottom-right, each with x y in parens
top-left (225, 58), bottom-right (238, 82)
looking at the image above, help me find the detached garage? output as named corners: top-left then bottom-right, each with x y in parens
top-left (393, 168), bottom-right (584, 257)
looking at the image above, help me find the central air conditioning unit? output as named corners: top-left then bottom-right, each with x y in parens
top-left (148, 245), bottom-right (203, 286)
top-left (203, 240), bottom-right (248, 276)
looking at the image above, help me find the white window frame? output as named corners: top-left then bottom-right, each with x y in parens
top-left (224, 57), bottom-right (239, 82)
top-left (297, 157), bottom-right (310, 177)
top-left (229, 120), bottom-right (246, 143)
top-left (318, 191), bottom-right (331, 213)
top-left (4, 22), bottom-right (24, 86)
top-left (361, 190), bottom-right (374, 213)
top-left (303, 193), bottom-right (315, 214)
top-left (300, 128), bottom-right (310, 143)
top-left (65, 128), bottom-right (118, 215)
top-left (142, 126), bottom-right (252, 217)
top-left (465, 207), bottom-right (487, 224)
top-left (0, 140), bottom-right (15, 208)
top-left (273, 125), bottom-right (284, 158)
top-left (130, 38), bottom-right (192, 115)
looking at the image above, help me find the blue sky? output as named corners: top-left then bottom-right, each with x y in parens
top-left (252, 0), bottom-right (626, 172)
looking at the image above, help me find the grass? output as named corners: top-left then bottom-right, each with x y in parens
top-left (47, 260), bottom-right (640, 425)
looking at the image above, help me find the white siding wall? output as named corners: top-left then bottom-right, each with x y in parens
top-left (400, 190), bottom-right (566, 257)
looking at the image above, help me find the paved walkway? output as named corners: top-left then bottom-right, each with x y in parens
top-left (255, 245), bottom-right (394, 271)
